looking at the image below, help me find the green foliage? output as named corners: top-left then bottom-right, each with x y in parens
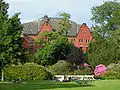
top-left (49, 60), bottom-right (70, 75)
top-left (74, 67), bottom-right (93, 75)
top-left (88, 1), bottom-right (120, 69)
top-left (57, 12), bottom-right (71, 35)
top-left (104, 71), bottom-right (120, 80)
top-left (0, 0), bottom-right (8, 18)
top-left (66, 46), bottom-right (85, 68)
top-left (104, 62), bottom-right (120, 79)
top-left (35, 36), bottom-right (72, 66)
top-left (4, 63), bottom-right (53, 80)
top-left (35, 12), bottom-right (72, 66)
top-left (87, 36), bottom-right (120, 68)
top-left (91, 1), bottom-right (120, 36)
top-left (0, 0), bottom-right (23, 67)
top-left (37, 31), bottom-right (60, 46)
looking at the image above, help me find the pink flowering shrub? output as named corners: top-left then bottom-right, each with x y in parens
top-left (94, 64), bottom-right (108, 76)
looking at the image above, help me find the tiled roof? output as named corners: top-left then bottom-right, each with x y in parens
top-left (23, 21), bottom-right (38, 35)
top-left (23, 17), bottom-right (81, 36)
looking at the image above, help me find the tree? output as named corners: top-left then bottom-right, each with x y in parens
top-left (0, 0), bottom-right (23, 81)
top-left (57, 12), bottom-right (71, 35)
top-left (66, 46), bottom-right (85, 69)
top-left (87, 1), bottom-right (120, 69)
top-left (35, 36), bottom-right (72, 66)
top-left (91, 1), bottom-right (120, 37)
top-left (87, 33), bottom-right (120, 69)
top-left (0, 13), bottom-right (23, 65)
top-left (36, 31), bottom-right (60, 47)
top-left (8, 13), bottom-right (24, 64)
top-left (36, 12), bottom-right (72, 46)
top-left (35, 12), bottom-right (72, 66)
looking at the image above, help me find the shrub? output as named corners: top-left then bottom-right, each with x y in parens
top-left (49, 60), bottom-right (70, 75)
top-left (104, 62), bottom-right (120, 79)
top-left (74, 67), bottom-right (93, 75)
top-left (104, 71), bottom-right (120, 79)
top-left (4, 63), bottom-right (53, 81)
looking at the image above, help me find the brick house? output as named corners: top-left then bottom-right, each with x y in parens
top-left (22, 16), bottom-right (93, 53)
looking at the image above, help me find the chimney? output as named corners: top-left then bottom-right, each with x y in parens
top-left (82, 23), bottom-right (87, 26)
top-left (43, 15), bottom-right (49, 22)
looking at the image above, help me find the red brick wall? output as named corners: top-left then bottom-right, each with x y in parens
top-left (38, 22), bottom-right (53, 35)
top-left (74, 24), bottom-right (93, 53)
top-left (23, 22), bottom-right (53, 52)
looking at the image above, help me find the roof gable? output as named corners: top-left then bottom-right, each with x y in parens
top-left (38, 21), bottom-right (53, 35)
top-left (23, 17), bottom-right (80, 36)
top-left (77, 23), bottom-right (92, 37)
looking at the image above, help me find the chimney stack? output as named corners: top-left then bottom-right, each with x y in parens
top-left (43, 15), bottom-right (49, 22)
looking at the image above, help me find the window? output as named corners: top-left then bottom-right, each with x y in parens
top-left (86, 47), bottom-right (88, 51)
top-left (28, 38), bottom-right (33, 44)
top-left (44, 29), bottom-right (49, 31)
top-left (82, 31), bottom-right (86, 35)
top-left (79, 39), bottom-right (83, 42)
top-left (53, 29), bottom-right (56, 32)
top-left (71, 39), bottom-right (75, 42)
top-left (86, 39), bottom-right (89, 43)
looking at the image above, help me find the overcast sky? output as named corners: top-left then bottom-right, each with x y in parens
top-left (5, 0), bottom-right (116, 26)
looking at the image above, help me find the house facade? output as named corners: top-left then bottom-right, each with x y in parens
top-left (22, 16), bottom-right (93, 53)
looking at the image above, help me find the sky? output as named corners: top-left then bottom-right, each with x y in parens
top-left (5, 0), bottom-right (116, 27)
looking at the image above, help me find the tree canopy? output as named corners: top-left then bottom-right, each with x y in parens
top-left (57, 12), bottom-right (71, 35)
top-left (35, 36), bottom-right (72, 66)
top-left (0, 0), bottom-right (23, 67)
top-left (91, 1), bottom-right (120, 37)
top-left (35, 12), bottom-right (73, 66)
top-left (87, 1), bottom-right (120, 69)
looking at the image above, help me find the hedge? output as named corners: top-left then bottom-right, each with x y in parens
top-left (4, 63), bottom-right (53, 81)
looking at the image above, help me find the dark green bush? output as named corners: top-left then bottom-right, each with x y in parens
top-left (4, 63), bottom-right (53, 81)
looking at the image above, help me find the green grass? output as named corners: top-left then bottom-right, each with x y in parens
top-left (0, 80), bottom-right (120, 90)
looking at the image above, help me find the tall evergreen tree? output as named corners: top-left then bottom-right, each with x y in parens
top-left (0, 0), bottom-right (23, 81)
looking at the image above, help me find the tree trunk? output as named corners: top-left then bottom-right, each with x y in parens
top-left (1, 69), bottom-right (4, 81)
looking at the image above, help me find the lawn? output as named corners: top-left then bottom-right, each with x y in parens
top-left (0, 80), bottom-right (120, 90)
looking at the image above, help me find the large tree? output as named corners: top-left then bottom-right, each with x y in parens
top-left (35, 12), bottom-right (73, 66)
top-left (66, 46), bottom-right (85, 69)
top-left (35, 36), bottom-right (72, 66)
top-left (91, 1), bottom-right (120, 37)
top-left (0, 0), bottom-right (23, 81)
top-left (87, 36), bottom-right (120, 69)
top-left (87, 1), bottom-right (120, 69)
